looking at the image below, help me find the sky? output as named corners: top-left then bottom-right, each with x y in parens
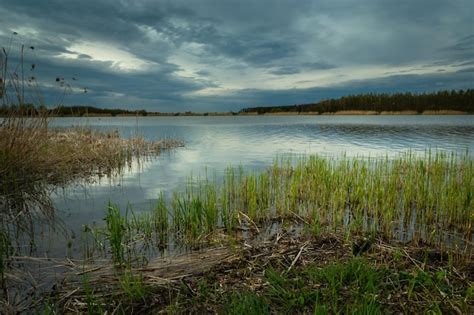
top-left (1, 0), bottom-right (473, 112)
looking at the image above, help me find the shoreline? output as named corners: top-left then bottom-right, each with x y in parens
top-left (8, 109), bottom-right (471, 118)
top-left (239, 109), bottom-right (470, 116)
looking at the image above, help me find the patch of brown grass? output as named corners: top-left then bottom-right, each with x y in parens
top-left (0, 112), bottom-right (183, 236)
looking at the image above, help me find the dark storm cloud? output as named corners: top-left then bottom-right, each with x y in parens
top-left (440, 35), bottom-right (474, 62)
top-left (1, 0), bottom-right (473, 111)
top-left (270, 62), bottom-right (336, 75)
top-left (456, 67), bottom-right (474, 73)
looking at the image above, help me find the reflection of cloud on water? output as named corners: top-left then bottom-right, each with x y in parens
top-left (51, 116), bottom-right (473, 219)
top-left (51, 158), bottom-right (156, 199)
top-left (43, 116), bottom-right (474, 258)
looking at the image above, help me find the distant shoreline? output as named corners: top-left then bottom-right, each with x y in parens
top-left (34, 109), bottom-right (471, 117)
top-left (239, 110), bottom-right (471, 116)
top-left (3, 89), bottom-right (472, 117)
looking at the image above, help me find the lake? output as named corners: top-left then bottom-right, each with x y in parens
top-left (46, 115), bottom-right (473, 257)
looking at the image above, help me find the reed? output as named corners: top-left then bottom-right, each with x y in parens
top-left (153, 193), bottom-right (169, 246)
top-left (91, 151), bottom-right (472, 257)
top-left (0, 113), bottom-right (183, 242)
top-left (105, 204), bottom-right (126, 266)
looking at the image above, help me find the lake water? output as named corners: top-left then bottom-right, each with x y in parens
top-left (46, 115), bottom-right (473, 257)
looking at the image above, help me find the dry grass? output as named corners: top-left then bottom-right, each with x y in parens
top-left (0, 112), bottom-right (183, 237)
top-left (422, 110), bottom-right (468, 115)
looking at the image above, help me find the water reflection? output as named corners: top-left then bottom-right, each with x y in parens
top-left (46, 115), bottom-right (473, 256)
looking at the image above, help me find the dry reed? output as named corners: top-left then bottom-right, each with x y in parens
top-left (0, 112), bottom-right (183, 239)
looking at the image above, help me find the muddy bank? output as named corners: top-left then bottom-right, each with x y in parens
top-left (25, 230), bottom-right (473, 314)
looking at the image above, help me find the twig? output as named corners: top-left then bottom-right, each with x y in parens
top-left (286, 241), bottom-right (309, 273)
top-left (238, 211), bottom-right (260, 233)
top-left (275, 232), bottom-right (284, 244)
top-left (288, 209), bottom-right (310, 225)
top-left (402, 249), bottom-right (424, 272)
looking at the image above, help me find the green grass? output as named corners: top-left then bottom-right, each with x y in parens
top-left (233, 151), bottom-right (472, 244)
top-left (151, 255), bottom-right (472, 314)
top-left (260, 259), bottom-right (383, 313)
top-left (82, 274), bottom-right (104, 314)
top-left (105, 203), bottom-right (126, 266)
top-left (153, 193), bottom-right (169, 247)
top-left (119, 269), bottom-right (146, 301)
top-left (91, 151), bottom-right (472, 256)
top-left (225, 292), bottom-right (270, 315)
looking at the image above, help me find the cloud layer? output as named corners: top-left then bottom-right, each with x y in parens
top-left (1, 0), bottom-right (473, 111)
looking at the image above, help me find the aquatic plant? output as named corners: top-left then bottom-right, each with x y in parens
top-left (119, 269), bottom-right (146, 301)
top-left (87, 151), bottom-right (472, 256)
top-left (105, 204), bottom-right (126, 266)
top-left (153, 193), bottom-right (169, 246)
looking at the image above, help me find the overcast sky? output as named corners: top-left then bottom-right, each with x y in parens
top-left (1, 0), bottom-right (473, 112)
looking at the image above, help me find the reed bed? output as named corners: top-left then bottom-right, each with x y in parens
top-left (88, 151), bottom-right (472, 264)
top-left (0, 113), bottom-right (183, 240)
top-left (199, 151), bottom-right (472, 246)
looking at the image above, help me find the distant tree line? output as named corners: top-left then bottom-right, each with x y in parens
top-left (0, 104), bottom-right (237, 116)
top-left (240, 89), bottom-right (474, 114)
top-left (0, 104), bottom-right (150, 116)
top-left (2, 89), bottom-right (472, 116)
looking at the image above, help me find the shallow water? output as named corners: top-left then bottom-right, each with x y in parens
top-left (45, 115), bottom-right (473, 257)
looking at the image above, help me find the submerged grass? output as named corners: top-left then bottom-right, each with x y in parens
top-left (90, 151), bottom-right (472, 258)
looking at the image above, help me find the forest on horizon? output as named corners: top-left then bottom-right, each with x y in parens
top-left (240, 89), bottom-right (474, 114)
top-left (1, 89), bottom-right (473, 116)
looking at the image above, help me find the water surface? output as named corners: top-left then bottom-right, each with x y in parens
top-left (47, 115), bottom-right (473, 256)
